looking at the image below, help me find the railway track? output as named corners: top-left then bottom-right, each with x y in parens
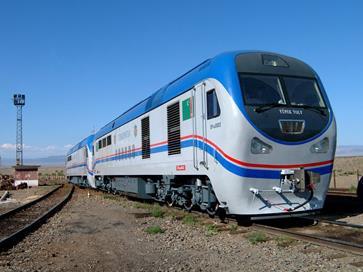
top-left (327, 190), bottom-right (357, 197)
top-left (252, 218), bottom-right (363, 256)
top-left (303, 215), bottom-right (363, 229)
top-left (0, 184), bottom-right (74, 251)
top-left (95, 187), bottom-right (363, 256)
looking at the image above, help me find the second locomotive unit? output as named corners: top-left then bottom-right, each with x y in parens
top-left (66, 51), bottom-right (336, 219)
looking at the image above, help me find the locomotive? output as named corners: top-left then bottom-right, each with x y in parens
top-left (66, 51), bottom-right (336, 219)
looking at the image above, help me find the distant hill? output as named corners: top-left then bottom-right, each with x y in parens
top-left (1, 155), bottom-right (65, 166)
top-left (336, 146), bottom-right (363, 157)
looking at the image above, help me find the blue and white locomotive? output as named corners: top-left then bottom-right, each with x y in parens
top-left (66, 51), bottom-right (336, 219)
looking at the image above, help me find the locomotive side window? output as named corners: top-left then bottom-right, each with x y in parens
top-left (167, 102), bottom-right (181, 155)
top-left (141, 116), bottom-right (150, 159)
top-left (240, 75), bottom-right (286, 106)
top-left (206, 89), bottom-right (220, 119)
top-left (107, 135), bottom-right (111, 146)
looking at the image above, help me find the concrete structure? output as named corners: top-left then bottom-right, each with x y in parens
top-left (13, 165), bottom-right (40, 187)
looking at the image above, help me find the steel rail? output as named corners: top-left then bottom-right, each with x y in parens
top-left (327, 191), bottom-right (357, 197)
top-left (302, 216), bottom-right (363, 229)
top-left (252, 223), bottom-right (363, 256)
top-left (0, 185), bottom-right (74, 251)
top-left (0, 185), bottom-right (62, 220)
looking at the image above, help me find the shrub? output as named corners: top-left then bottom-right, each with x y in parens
top-left (182, 214), bottom-right (198, 225)
top-left (103, 195), bottom-right (121, 201)
top-left (150, 206), bottom-right (165, 218)
top-left (205, 224), bottom-right (219, 236)
top-left (275, 235), bottom-right (295, 247)
top-left (134, 202), bottom-right (152, 209)
top-left (229, 224), bottom-right (238, 233)
top-left (246, 231), bottom-right (268, 244)
top-left (145, 225), bottom-right (164, 234)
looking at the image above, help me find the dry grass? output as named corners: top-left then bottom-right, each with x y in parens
top-left (331, 156), bottom-right (363, 189)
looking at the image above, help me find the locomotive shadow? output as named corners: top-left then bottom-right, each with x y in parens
top-left (320, 194), bottom-right (363, 220)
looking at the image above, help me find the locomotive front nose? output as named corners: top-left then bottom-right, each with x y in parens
top-left (249, 169), bottom-right (320, 196)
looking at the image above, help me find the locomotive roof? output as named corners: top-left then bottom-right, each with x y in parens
top-left (67, 134), bottom-right (94, 156)
top-left (66, 50), bottom-right (319, 155)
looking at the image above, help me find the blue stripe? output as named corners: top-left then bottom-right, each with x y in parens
top-left (67, 163), bottom-right (86, 170)
top-left (94, 139), bottom-right (332, 179)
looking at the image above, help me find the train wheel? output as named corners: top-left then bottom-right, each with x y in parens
top-left (206, 203), bottom-right (218, 218)
top-left (166, 195), bottom-right (174, 207)
top-left (217, 207), bottom-right (227, 222)
top-left (183, 193), bottom-right (193, 212)
top-left (357, 177), bottom-right (363, 200)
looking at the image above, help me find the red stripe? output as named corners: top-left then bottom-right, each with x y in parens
top-left (150, 140), bottom-right (168, 147)
top-left (189, 134), bottom-right (333, 169)
top-left (94, 134), bottom-right (333, 169)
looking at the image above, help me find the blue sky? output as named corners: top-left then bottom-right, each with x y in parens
top-left (0, 0), bottom-right (362, 158)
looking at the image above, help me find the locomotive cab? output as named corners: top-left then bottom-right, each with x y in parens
top-left (237, 53), bottom-right (331, 145)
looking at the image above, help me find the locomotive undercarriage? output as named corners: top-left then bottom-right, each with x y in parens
top-left (94, 175), bottom-right (221, 217)
top-left (68, 176), bottom-right (89, 188)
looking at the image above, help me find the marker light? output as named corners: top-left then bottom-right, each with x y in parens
top-left (310, 137), bottom-right (329, 153)
top-left (251, 137), bottom-right (273, 154)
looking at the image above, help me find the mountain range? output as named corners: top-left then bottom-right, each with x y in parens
top-left (0, 155), bottom-right (65, 166)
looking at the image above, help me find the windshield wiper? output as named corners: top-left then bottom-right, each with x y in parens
top-left (292, 104), bottom-right (327, 116)
top-left (254, 103), bottom-right (284, 113)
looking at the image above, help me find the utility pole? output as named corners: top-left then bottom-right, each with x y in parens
top-left (13, 94), bottom-right (25, 166)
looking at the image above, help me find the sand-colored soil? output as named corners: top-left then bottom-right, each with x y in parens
top-left (332, 157), bottom-right (363, 189)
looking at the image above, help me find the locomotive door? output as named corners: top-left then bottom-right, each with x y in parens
top-left (192, 82), bottom-right (208, 170)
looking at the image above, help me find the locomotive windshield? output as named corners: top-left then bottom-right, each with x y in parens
top-left (240, 75), bottom-right (286, 106)
top-left (283, 77), bottom-right (325, 108)
top-left (240, 74), bottom-right (326, 108)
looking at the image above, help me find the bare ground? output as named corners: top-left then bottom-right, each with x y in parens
top-left (332, 157), bottom-right (363, 189)
top-left (1, 188), bottom-right (363, 272)
top-left (0, 185), bottom-right (58, 214)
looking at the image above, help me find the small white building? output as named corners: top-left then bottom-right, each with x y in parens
top-left (13, 165), bottom-right (40, 187)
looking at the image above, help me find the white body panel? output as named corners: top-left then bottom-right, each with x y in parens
top-left (66, 144), bottom-right (95, 188)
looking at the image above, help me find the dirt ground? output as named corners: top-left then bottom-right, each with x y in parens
top-left (332, 157), bottom-right (363, 189)
top-left (0, 185), bottom-right (58, 214)
top-left (1, 188), bottom-right (363, 272)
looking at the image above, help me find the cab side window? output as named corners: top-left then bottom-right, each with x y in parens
top-left (207, 89), bottom-right (220, 119)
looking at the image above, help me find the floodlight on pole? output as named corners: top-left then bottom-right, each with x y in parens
top-left (13, 94), bottom-right (25, 166)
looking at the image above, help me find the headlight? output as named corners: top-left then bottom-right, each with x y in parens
top-left (310, 137), bottom-right (329, 153)
top-left (251, 137), bottom-right (272, 154)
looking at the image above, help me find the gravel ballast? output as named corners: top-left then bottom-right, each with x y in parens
top-left (0, 188), bottom-right (363, 272)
